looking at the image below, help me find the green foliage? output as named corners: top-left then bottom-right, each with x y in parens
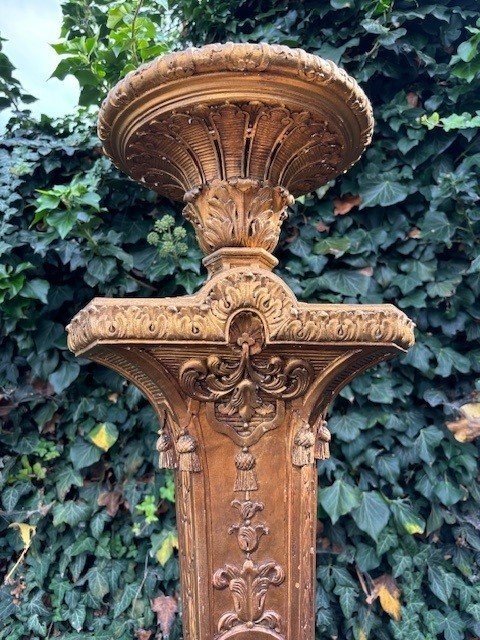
top-left (0, 37), bottom-right (36, 112)
top-left (51, 0), bottom-right (178, 106)
top-left (1, 0), bottom-right (480, 638)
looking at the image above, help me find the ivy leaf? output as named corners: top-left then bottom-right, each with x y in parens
top-left (428, 566), bottom-right (454, 604)
top-left (329, 413), bottom-right (366, 442)
top-left (55, 466), bottom-right (83, 501)
top-left (20, 278), bottom-right (50, 304)
top-left (442, 612), bottom-right (465, 640)
top-left (414, 426), bottom-right (444, 465)
top-left (69, 439), bottom-right (102, 470)
top-left (320, 479), bottom-right (361, 524)
top-left (420, 211), bottom-right (454, 244)
top-left (52, 500), bottom-right (91, 527)
top-left (434, 347), bottom-right (470, 377)
top-left (359, 172), bottom-right (410, 208)
top-left (70, 604), bottom-right (86, 631)
top-left (314, 236), bottom-right (351, 257)
top-left (0, 588), bottom-right (16, 621)
top-left (87, 566), bottom-right (110, 600)
top-left (337, 586), bottom-right (358, 618)
top-left (46, 209), bottom-right (77, 239)
top-left (113, 583), bottom-right (138, 617)
top-left (434, 477), bottom-right (465, 506)
top-left (391, 501), bottom-right (425, 535)
top-left (156, 531), bottom-right (179, 566)
top-left (315, 270), bottom-right (371, 297)
top-left (88, 422), bottom-right (119, 452)
top-left (352, 491), bottom-right (390, 541)
top-left (49, 361), bottom-right (80, 394)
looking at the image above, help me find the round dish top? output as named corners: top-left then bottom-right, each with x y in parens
top-left (98, 42), bottom-right (374, 201)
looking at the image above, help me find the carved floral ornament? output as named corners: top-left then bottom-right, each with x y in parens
top-left (213, 498), bottom-right (284, 636)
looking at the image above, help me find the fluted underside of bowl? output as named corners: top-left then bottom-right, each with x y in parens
top-left (98, 42), bottom-right (374, 202)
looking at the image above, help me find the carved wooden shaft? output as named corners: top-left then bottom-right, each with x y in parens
top-left (68, 43), bottom-right (415, 640)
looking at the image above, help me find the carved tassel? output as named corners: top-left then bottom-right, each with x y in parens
top-left (156, 430), bottom-right (177, 469)
top-left (292, 416), bottom-right (315, 467)
top-left (314, 419), bottom-right (331, 461)
top-left (234, 447), bottom-right (258, 492)
top-left (177, 431), bottom-right (201, 472)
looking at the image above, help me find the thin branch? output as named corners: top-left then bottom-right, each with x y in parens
top-left (131, 0), bottom-right (145, 66)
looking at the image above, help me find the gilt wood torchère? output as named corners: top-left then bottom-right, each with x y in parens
top-left (67, 43), bottom-right (415, 640)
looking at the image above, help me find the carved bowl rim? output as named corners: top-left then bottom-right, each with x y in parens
top-left (97, 42), bottom-right (374, 200)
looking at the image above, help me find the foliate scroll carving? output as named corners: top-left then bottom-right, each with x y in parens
top-left (214, 499), bottom-right (284, 636)
top-left (183, 179), bottom-right (294, 254)
top-left (213, 559), bottom-right (285, 634)
top-left (179, 312), bottom-right (313, 442)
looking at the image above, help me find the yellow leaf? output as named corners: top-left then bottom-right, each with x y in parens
top-left (156, 532), bottom-right (178, 566)
top-left (9, 523), bottom-right (36, 547)
top-left (461, 402), bottom-right (480, 419)
top-left (358, 631), bottom-right (368, 640)
top-left (89, 422), bottom-right (119, 451)
top-left (377, 584), bottom-right (401, 621)
top-left (404, 521), bottom-right (423, 535)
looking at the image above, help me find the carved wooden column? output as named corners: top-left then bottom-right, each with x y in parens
top-left (67, 43), bottom-right (414, 640)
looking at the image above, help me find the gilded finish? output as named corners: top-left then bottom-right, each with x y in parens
top-left (68, 42), bottom-right (413, 640)
top-left (98, 43), bottom-right (373, 201)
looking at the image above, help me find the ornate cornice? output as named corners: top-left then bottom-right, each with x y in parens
top-left (97, 42), bottom-right (374, 200)
top-left (66, 269), bottom-right (414, 354)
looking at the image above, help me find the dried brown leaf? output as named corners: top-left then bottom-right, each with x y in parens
top-left (151, 594), bottom-right (178, 637)
top-left (407, 91), bottom-right (419, 107)
top-left (367, 575), bottom-right (401, 621)
top-left (333, 194), bottom-right (361, 216)
top-left (97, 490), bottom-right (123, 517)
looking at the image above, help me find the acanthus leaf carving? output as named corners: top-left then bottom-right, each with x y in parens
top-left (213, 559), bottom-right (285, 633)
top-left (183, 179), bottom-right (294, 254)
top-left (214, 498), bottom-right (284, 635)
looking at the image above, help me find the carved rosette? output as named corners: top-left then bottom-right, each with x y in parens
top-left (183, 179), bottom-right (294, 254)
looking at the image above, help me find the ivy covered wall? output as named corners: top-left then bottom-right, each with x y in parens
top-left (1, 1), bottom-right (480, 639)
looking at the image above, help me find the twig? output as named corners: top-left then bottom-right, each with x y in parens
top-left (131, 0), bottom-right (145, 65)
